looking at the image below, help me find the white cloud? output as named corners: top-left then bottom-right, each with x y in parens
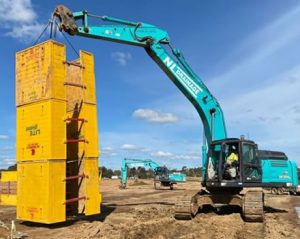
top-left (100, 147), bottom-right (117, 157)
top-left (111, 51), bottom-right (132, 66)
top-left (151, 150), bottom-right (200, 161)
top-left (133, 108), bottom-right (179, 124)
top-left (0, 0), bottom-right (36, 22)
top-left (121, 144), bottom-right (138, 150)
top-left (0, 0), bottom-right (45, 43)
top-left (5, 22), bottom-right (45, 42)
top-left (0, 135), bottom-right (9, 140)
top-left (3, 158), bottom-right (15, 163)
top-left (173, 154), bottom-right (199, 161)
top-left (151, 150), bottom-right (173, 158)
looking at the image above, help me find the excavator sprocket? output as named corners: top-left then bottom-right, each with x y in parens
top-left (243, 190), bottom-right (264, 222)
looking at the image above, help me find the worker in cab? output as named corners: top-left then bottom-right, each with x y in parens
top-left (224, 145), bottom-right (239, 179)
top-left (226, 145), bottom-right (238, 166)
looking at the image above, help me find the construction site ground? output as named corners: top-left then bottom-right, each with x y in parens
top-left (1, 179), bottom-right (300, 239)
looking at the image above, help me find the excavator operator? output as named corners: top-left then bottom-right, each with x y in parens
top-left (224, 145), bottom-right (239, 179)
top-left (226, 145), bottom-right (238, 165)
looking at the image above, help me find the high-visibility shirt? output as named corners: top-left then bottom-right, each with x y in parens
top-left (226, 152), bottom-right (238, 165)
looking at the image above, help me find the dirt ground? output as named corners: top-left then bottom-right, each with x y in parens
top-left (0, 179), bottom-right (300, 239)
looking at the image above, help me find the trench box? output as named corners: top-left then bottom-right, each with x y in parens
top-left (0, 171), bottom-right (17, 206)
top-left (16, 99), bottom-right (66, 161)
top-left (17, 161), bottom-right (66, 223)
top-left (15, 40), bottom-right (101, 224)
top-left (15, 40), bottom-right (66, 106)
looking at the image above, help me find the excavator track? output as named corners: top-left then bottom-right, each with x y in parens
top-left (174, 191), bottom-right (199, 220)
top-left (243, 190), bottom-right (264, 222)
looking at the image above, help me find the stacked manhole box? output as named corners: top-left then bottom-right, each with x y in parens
top-left (15, 40), bottom-right (101, 224)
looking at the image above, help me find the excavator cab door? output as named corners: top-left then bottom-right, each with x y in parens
top-left (241, 143), bottom-right (262, 183)
top-left (206, 144), bottom-right (222, 181)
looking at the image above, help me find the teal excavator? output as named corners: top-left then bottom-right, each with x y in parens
top-left (120, 158), bottom-right (186, 190)
top-left (53, 5), bottom-right (298, 222)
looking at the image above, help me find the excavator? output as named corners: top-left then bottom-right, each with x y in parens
top-left (53, 5), bottom-right (299, 222)
top-left (120, 158), bottom-right (186, 189)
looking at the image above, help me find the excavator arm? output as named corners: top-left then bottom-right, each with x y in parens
top-left (54, 5), bottom-right (228, 178)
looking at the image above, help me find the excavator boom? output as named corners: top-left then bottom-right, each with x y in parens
top-left (53, 5), bottom-right (227, 179)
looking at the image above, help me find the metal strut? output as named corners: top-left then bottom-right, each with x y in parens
top-left (64, 118), bottom-right (87, 122)
top-left (64, 174), bottom-right (86, 181)
top-left (65, 139), bottom-right (86, 143)
top-left (64, 82), bottom-right (87, 89)
top-left (64, 196), bottom-right (86, 204)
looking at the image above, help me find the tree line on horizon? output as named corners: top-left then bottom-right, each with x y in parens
top-left (100, 166), bottom-right (202, 179)
top-left (0, 164), bottom-right (202, 178)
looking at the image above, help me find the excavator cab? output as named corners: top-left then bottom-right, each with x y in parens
top-left (154, 166), bottom-right (176, 189)
top-left (205, 138), bottom-right (262, 191)
top-left (154, 166), bottom-right (169, 180)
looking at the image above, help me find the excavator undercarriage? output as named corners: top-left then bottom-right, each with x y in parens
top-left (175, 189), bottom-right (264, 222)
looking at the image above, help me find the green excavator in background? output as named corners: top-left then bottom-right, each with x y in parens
top-left (120, 158), bottom-right (186, 190)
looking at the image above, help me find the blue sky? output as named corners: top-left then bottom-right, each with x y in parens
top-left (0, 0), bottom-right (300, 170)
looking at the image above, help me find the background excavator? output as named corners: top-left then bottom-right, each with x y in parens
top-left (53, 5), bottom-right (299, 222)
top-left (120, 158), bottom-right (186, 190)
